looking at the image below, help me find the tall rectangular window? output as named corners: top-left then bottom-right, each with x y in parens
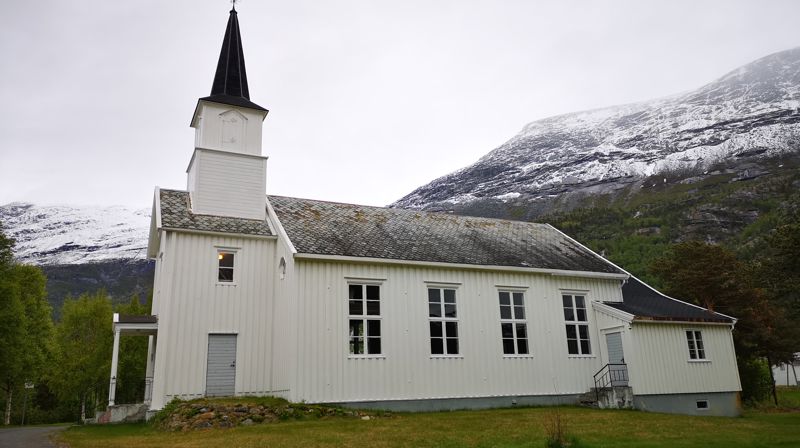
top-left (563, 293), bottom-right (591, 355)
top-left (218, 251), bottom-right (235, 282)
top-left (686, 330), bottom-right (706, 360)
top-left (349, 284), bottom-right (381, 355)
top-left (499, 291), bottom-right (529, 355)
top-left (428, 287), bottom-right (459, 355)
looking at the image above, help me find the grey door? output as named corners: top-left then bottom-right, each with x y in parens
top-left (605, 332), bottom-right (628, 386)
top-left (206, 334), bottom-right (237, 397)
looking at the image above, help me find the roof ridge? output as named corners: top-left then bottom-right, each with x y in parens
top-left (267, 194), bottom-right (552, 227)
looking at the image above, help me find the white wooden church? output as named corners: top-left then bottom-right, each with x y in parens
top-left (106, 7), bottom-right (742, 421)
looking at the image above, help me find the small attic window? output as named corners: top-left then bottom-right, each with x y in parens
top-left (218, 251), bottom-right (235, 282)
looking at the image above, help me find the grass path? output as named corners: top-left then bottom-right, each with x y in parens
top-left (59, 406), bottom-right (800, 448)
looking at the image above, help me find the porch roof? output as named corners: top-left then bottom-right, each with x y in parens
top-left (113, 313), bottom-right (158, 335)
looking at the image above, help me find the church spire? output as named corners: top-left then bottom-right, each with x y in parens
top-left (199, 7), bottom-right (266, 111)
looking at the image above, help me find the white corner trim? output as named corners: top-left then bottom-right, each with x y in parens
top-left (592, 301), bottom-right (634, 322)
top-left (266, 197), bottom-right (297, 254)
top-left (154, 186), bottom-right (162, 230)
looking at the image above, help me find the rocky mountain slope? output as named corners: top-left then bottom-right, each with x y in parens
top-left (0, 202), bottom-right (153, 311)
top-left (393, 47), bottom-right (800, 217)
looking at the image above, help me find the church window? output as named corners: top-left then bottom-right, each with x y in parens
top-left (218, 251), bottom-right (235, 282)
top-left (499, 291), bottom-right (529, 355)
top-left (348, 284), bottom-right (381, 355)
top-left (563, 293), bottom-right (591, 355)
top-left (429, 287), bottom-right (459, 355)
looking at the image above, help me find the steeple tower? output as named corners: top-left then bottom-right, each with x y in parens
top-left (187, 7), bottom-right (269, 220)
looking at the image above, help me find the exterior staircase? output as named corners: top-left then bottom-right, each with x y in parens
top-left (580, 363), bottom-right (634, 409)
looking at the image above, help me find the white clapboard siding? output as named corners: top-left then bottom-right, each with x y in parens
top-left (288, 259), bottom-right (624, 404)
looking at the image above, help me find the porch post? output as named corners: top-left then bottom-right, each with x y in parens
top-left (144, 335), bottom-right (156, 404)
top-left (108, 314), bottom-right (121, 406)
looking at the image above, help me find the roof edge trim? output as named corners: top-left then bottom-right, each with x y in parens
top-left (161, 227), bottom-right (278, 240)
top-left (294, 253), bottom-right (630, 279)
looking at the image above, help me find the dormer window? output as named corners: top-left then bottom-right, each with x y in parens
top-left (218, 251), bottom-right (235, 282)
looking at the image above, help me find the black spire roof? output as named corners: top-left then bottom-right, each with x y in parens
top-left (198, 8), bottom-right (267, 112)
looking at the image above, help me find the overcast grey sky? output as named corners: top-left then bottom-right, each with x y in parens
top-left (1, 0), bottom-right (798, 208)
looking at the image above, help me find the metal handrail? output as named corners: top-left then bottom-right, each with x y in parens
top-left (593, 363), bottom-right (628, 402)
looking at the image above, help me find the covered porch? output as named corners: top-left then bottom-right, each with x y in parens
top-left (101, 313), bottom-right (158, 423)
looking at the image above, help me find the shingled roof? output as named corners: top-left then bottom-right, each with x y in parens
top-left (268, 196), bottom-right (624, 274)
top-left (605, 277), bottom-right (733, 323)
top-left (159, 189), bottom-right (272, 236)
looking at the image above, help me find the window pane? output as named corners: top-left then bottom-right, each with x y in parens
top-left (218, 252), bottom-right (234, 268)
top-left (366, 285), bottom-right (379, 300)
top-left (565, 325), bottom-right (577, 339)
top-left (446, 338), bottom-right (459, 355)
top-left (349, 299), bottom-right (363, 316)
top-left (429, 302), bottom-right (442, 318)
top-left (367, 337), bottom-right (381, 355)
top-left (500, 305), bottom-right (512, 319)
top-left (517, 338), bottom-right (529, 355)
top-left (499, 292), bottom-right (510, 306)
top-left (431, 337), bottom-right (444, 354)
top-left (514, 305), bottom-right (525, 320)
top-left (563, 308), bottom-right (574, 321)
top-left (351, 339), bottom-right (364, 354)
top-left (562, 295), bottom-right (573, 309)
top-left (580, 340), bottom-right (591, 355)
top-left (444, 289), bottom-right (456, 303)
top-left (366, 300), bottom-right (380, 316)
top-left (578, 325), bottom-right (589, 340)
top-left (218, 268), bottom-right (233, 282)
top-left (697, 348), bottom-right (705, 359)
top-left (445, 321), bottom-right (458, 338)
top-left (501, 323), bottom-right (514, 338)
top-left (575, 295), bottom-right (585, 308)
top-left (513, 293), bottom-right (524, 306)
top-left (567, 340), bottom-right (579, 354)
top-left (516, 323), bottom-right (527, 339)
top-left (428, 288), bottom-right (440, 303)
top-left (503, 339), bottom-right (515, 354)
top-left (367, 320), bottom-right (381, 337)
top-left (576, 308), bottom-right (586, 322)
top-left (349, 284), bottom-right (362, 300)
top-left (444, 303), bottom-right (457, 318)
top-left (430, 321), bottom-right (443, 338)
top-left (349, 320), bottom-right (364, 337)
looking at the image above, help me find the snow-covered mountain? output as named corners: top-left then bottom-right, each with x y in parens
top-left (0, 202), bottom-right (149, 265)
top-left (393, 47), bottom-right (800, 211)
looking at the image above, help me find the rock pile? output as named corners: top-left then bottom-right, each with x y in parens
top-left (155, 400), bottom-right (384, 431)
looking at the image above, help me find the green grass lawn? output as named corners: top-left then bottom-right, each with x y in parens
top-left (58, 404), bottom-right (800, 448)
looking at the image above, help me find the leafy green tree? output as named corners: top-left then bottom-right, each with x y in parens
top-left (0, 225), bottom-right (54, 425)
top-left (51, 291), bottom-right (113, 421)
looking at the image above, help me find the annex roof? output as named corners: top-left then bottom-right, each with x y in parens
top-left (268, 195), bottom-right (624, 274)
top-left (607, 277), bottom-right (733, 323)
top-left (159, 189), bottom-right (272, 237)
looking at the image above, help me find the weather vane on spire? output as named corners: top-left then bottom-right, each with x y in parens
top-left (231, 0), bottom-right (239, 11)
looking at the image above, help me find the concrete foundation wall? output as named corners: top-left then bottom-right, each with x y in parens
top-left (332, 394), bottom-right (582, 412)
top-left (634, 391), bottom-right (740, 417)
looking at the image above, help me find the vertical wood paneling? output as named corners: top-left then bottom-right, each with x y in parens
top-left (627, 323), bottom-right (739, 395)
top-left (149, 232), bottom-right (279, 409)
top-left (293, 260), bottom-right (625, 404)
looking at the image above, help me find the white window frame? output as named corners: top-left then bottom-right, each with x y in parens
top-left (427, 285), bottom-right (461, 357)
top-left (686, 329), bottom-right (707, 361)
top-left (498, 289), bottom-right (530, 357)
top-left (562, 292), bottom-right (592, 356)
top-left (216, 248), bottom-right (238, 285)
top-left (347, 282), bottom-right (383, 358)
